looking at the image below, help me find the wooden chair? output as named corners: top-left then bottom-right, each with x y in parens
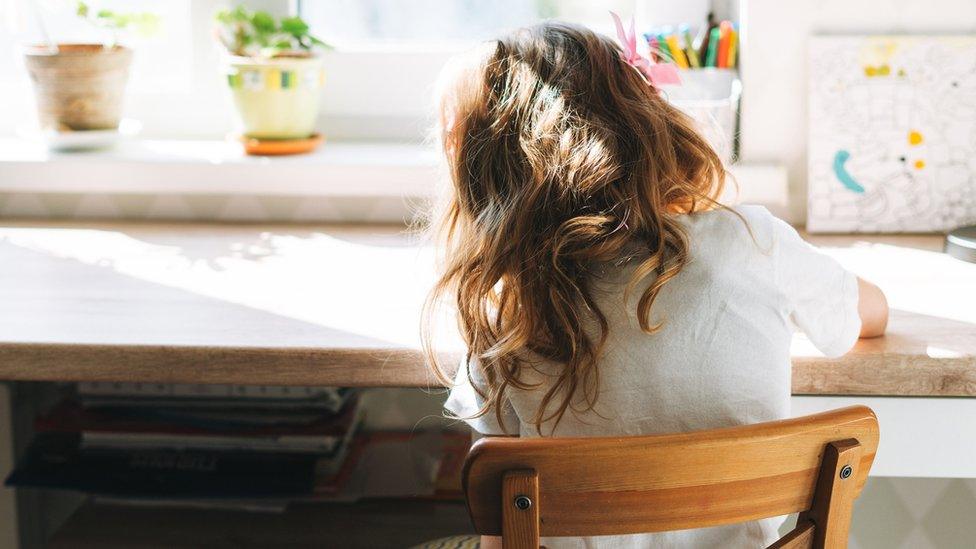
top-left (462, 406), bottom-right (879, 549)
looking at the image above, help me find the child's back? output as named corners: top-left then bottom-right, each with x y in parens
top-left (426, 20), bottom-right (884, 548)
top-left (446, 206), bottom-right (862, 547)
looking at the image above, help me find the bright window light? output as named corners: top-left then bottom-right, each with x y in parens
top-left (299, 0), bottom-right (636, 49)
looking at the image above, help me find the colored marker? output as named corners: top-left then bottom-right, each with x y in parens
top-left (697, 12), bottom-right (716, 64)
top-left (656, 32), bottom-right (675, 64)
top-left (705, 26), bottom-right (720, 67)
top-left (726, 24), bottom-right (738, 68)
top-left (680, 24), bottom-right (700, 68)
top-left (717, 20), bottom-right (732, 68)
top-left (666, 33), bottom-right (689, 68)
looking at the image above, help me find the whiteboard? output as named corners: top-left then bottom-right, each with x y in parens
top-left (807, 35), bottom-right (976, 232)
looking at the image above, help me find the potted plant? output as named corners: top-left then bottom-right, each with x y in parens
top-left (23, 1), bottom-right (158, 133)
top-left (215, 7), bottom-right (331, 154)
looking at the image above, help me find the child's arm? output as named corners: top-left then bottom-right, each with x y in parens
top-left (759, 209), bottom-right (884, 356)
top-left (857, 277), bottom-right (888, 338)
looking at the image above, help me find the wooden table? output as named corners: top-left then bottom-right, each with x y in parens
top-left (0, 220), bottom-right (973, 549)
top-left (1, 221), bottom-right (975, 481)
top-left (0, 221), bottom-right (973, 396)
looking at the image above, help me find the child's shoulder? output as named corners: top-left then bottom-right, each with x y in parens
top-left (679, 206), bottom-right (828, 282)
top-left (679, 205), bottom-right (784, 250)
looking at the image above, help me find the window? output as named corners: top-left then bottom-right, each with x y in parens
top-left (299, 0), bottom-right (636, 49)
top-left (7, 0), bottom-right (193, 92)
top-left (0, 0), bottom-right (215, 137)
top-left (0, 0), bottom-right (723, 141)
top-left (303, 0), bottom-right (701, 141)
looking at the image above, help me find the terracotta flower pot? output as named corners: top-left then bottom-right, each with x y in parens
top-left (24, 44), bottom-right (133, 131)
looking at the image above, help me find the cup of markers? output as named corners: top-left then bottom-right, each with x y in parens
top-left (645, 19), bottom-right (741, 163)
top-left (643, 20), bottom-right (738, 71)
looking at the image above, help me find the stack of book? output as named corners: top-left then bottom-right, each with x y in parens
top-left (6, 383), bottom-right (364, 500)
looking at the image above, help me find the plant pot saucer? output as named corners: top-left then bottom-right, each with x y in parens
top-left (19, 119), bottom-right (142, 151)
top-left (238, 133), bottom-right (324, 156)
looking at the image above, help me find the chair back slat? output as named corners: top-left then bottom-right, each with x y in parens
top-left (768, 520), bottom-right (815, 548)
top-left (462, 406), bottom-right (879, 538)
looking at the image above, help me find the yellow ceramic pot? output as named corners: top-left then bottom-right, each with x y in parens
top-left (225, 55), bottom-right (324, 139)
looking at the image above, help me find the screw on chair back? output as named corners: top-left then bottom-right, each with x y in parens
top-left (462, 406), bottom-right (879, 549)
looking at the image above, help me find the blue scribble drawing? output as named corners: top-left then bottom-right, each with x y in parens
top-left (832, 149), bottom-right (865, 193)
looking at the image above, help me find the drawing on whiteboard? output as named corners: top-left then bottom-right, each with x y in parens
top-left (807, 35), bottom-right (976, 232)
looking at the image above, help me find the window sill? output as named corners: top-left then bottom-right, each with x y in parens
top-left (0, 138), bottom-right (787, 206)
top-left (0, 139), bottom-right (442, 197)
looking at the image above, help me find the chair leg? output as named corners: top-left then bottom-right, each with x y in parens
top-left (799, 439), bottom-right (863, 549)
top-left (501, 470), bottom-right (540, 549)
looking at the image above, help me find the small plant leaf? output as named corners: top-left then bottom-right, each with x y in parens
top-left (251, 11), bottom-right (277, 33)
top-left (308, 35), bottom-right (330, 47)
top-left (214, 7), bottom-right (331, 58)
top-left (280, 16), bottom-right (309, 36)
top-left (75, 2), bottom-right (160, 40)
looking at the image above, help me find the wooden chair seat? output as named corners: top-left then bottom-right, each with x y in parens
top-left (462, 406), bottom-right (879, 548)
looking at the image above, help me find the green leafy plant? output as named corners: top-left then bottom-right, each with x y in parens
top-left (75, 1), bottom-right (160, 47)
top-left (215, 6), bottom-right (331, 58)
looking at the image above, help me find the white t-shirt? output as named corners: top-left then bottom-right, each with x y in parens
top-left (445, 206), bottom-right (862, 548)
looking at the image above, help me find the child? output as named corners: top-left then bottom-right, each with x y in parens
top-left (423, 21), bottom-right (888, 548)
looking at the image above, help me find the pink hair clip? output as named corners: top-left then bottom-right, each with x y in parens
top-left (609, 11), bottom-right (681, 87)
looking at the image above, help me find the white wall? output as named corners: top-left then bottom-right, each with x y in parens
top-left (738, 0), bottom-right (976, 222)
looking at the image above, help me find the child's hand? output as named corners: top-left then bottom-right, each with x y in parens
top-left (857, 277), bottom-right (888, 338)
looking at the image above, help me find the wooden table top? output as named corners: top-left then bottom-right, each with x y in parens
top-left (0, 221), bottom-right (973, 396)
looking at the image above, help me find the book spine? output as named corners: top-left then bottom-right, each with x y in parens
top-left (6, 436), bottom-right (320, 497)
top-left (78, 382), bottom-right (347, 401)
top-left (80, 432), bottom-right (340, 454)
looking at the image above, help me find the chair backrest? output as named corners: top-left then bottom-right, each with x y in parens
top-left (462, 406), bottom-right (879, 549)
